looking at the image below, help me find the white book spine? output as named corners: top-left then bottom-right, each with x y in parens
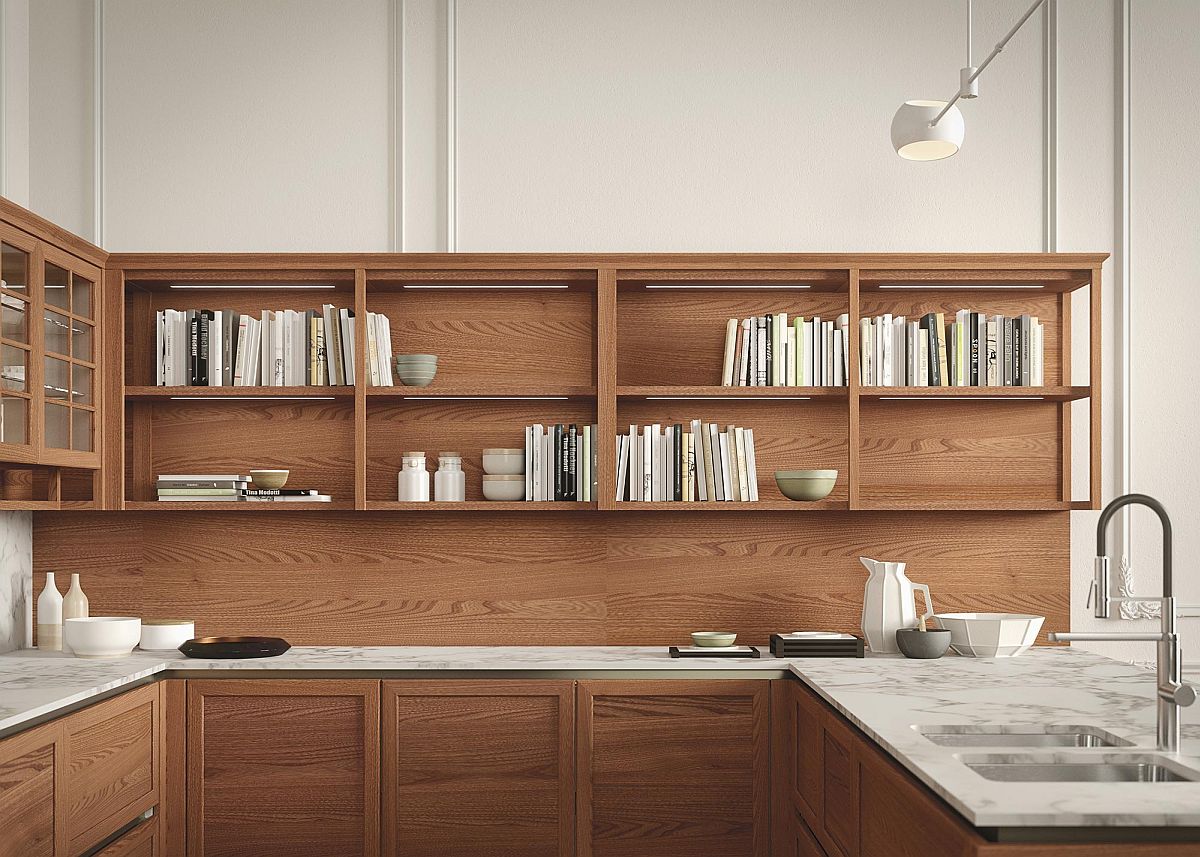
top-left (721, 318), bottom-right (738, 386)
top-left (918, 329), bottom-right (929, 387)
top-left (737, 319), bottom-right (752, 387)
top-left (744, 428), bottom-right (759, 501)
top-left (718, 432), bottom-right (733, 501)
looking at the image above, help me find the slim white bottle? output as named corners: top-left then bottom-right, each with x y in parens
top-left (62, 574), bottom-right (89, 654)
top-left (37, 572), bottom-right (64, 652)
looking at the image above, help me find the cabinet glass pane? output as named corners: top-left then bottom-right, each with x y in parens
top-left (44, 311), bottom-right (70, 355)
top-left (72, 321), bottom-right (92, 361)
top-left (72, 365), bottom-right (92, 405)
top-left (44, 262), bottom-right (70, 309)
top-left (1, 243), bottom-right (28, 293)
top-left (0, 396), bottom-right (27, 444)
top-left (72, 274), bottom-right (92, 318)
top-left (45, 356), bottom-right (70, 401)
top-left (1, 345), bottom-right (26, 392)
top-left (2, 295), bottom-right (28, 344)
top-left (45, 402), bottom-right (69, 449)
top-left (71, 408), bottom-right (92, 452)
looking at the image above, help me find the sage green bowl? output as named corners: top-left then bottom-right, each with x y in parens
top-left (774, 470), bottom-right (838, 501)
top-left (691, 631), bottom-right (737, 648)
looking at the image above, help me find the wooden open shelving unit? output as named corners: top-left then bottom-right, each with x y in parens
top-left (96, 253), bottom-right (1102, 513)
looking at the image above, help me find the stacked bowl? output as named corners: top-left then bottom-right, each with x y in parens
top-left (482, 447), bottom-right (525, 500)
top-left (394, 354), bottom-right (438, 387)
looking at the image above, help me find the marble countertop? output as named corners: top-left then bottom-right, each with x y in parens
top-left (2, 644), bottom-right (1198, 829)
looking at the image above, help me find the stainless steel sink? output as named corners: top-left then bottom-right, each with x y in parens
top-left (960, 754), bottom-right (1200, 783)
top-left (918, 725), bottom-right (1131, 748)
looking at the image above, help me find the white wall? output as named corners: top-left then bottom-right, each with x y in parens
top-left (6, 0), bottom-right (1197, 664)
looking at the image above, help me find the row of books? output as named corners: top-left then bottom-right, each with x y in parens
top-left (155, 474), bottom-right (332, 503)
top-left (859, 311), bottom-right (1045, 387)
top-left (720, 314), bottom-right (850, 387)
top-left (154, 306), bottom-right (397, 387)
top-left (615, 421), bottom-right (758, 502)
top-left (524, 424), bottom-right (599, 501)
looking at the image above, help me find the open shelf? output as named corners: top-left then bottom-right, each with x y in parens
top-left (617, 386), bottom-right (846, 399)
top-left (366, 501), bottom-right (597, 511)
top-left (126, 385), bottom-right (355, 399)
top-left (612, 499), bottom-right (849, 511)
top-left (125, 500), bottom-right (351, 511)
top-left (368, 384), bottom-right (597, 400)
top-left (858, 386), bottom-right (1090, 402)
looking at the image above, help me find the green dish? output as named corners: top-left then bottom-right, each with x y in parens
top-left (774, 470), bottom-right (838, 501)
top-left (691, 631), bottom-right (737, 647)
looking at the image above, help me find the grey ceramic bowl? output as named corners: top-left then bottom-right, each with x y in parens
top-left (774, 470), bottom-right (837, 501)
top-left (895, 628), bottom-right (951, 660)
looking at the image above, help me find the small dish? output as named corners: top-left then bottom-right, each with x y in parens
top-left (250, 469), bottom-right (289, 490)
top-left (64, 617), bottom-right (142, 659)
top-left (691, 631), bottom-right (737, 647)
top-left (482, 474), bottom-right (525, 501)
top-left (483, 448), bottom-right (525, 476)
top-left (774, 470), bottom-right (837, 501)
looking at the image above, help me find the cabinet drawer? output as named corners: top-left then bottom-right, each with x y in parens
top-left (93, 816), bottom-right (158, 857)
top-left (64, 684), bottom-right (160, 856)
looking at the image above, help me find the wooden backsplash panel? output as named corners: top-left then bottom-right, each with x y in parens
top-left (33, 511), bottom-right (1068, 646)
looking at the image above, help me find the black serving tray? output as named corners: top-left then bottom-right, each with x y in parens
top-left (179, 636), bottom-right (291, 659)
top-left (669, 646), bottom-right (761, 658)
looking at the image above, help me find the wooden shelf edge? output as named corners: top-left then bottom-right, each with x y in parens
top-left (123, 501), bottom-right (352, 511)
top-left (367, 386), bottom-right (597, 400)
top-left (125, 386), bottom-right (355, 399)
top-left (858, 386), bottom-right (1089, 401)
top-left (612, 500), bottom-right (849, 511)
top-left (853, 500), bottom-right (1071, 511)
top-left (616, 386), bottom-right (847, 399)
top-left (366, 501), bottom-right (598, 511)
top-left (0, 500), bottom-right (62, 510)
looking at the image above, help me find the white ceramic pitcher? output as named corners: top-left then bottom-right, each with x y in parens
top-left (859, 557), bottom-right (934, 654)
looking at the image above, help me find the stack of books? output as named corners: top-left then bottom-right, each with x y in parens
top-left (615, 421), bottom-right (758, 502)
top-left (720, 313), bottom-right (850, 387)
top-left (770, 632), bottom-right (865, 658)
top-left (859, 311), bottom-right (1045, 387)
top-left (156, 474), bottom-right (332, 503)
top-left (154, 306), bottom-right (396, 387)
top-left (524, 424), bottom-right (598, 502)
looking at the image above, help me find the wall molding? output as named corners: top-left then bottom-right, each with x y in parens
top-left (0, 0), bottom-right (8, 199)
top-left (389, 0), bottom-right (403, 252)
top-left (92, 0), bottom-right (104, 246)
top-left (1043, 0), bottom-right (1057, 252)
top-left (445, 0), bottom-right (456, 252)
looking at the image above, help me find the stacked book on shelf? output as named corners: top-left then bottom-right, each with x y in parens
top-left (859, 311), bottom-right (1045, 387)
top-left (156, 474), bottom-right (332, 503)
top-left (154, 306), bottom-right (396, 387)
top-left (720, 313), bottom-right (850, 387)
top-left (524, 424), bottom-right (598, 502)
top-left (615, 421), bottom-right (758, 502)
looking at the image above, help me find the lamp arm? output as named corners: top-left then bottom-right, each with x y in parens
top-left (931, 0), bottom-right (1047, 126)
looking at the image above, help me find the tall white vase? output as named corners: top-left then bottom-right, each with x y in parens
top-left (62, 574), bottom-right (89, 654)
top-left (37, 572), bottom-right (64, 652)
top-left (859, 557), bottom-right (933, 654)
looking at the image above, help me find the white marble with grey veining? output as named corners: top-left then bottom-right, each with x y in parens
top-left (0, 511), bottom-right (31, 654)
top-left (3, 644), bottom-right (1200, 828)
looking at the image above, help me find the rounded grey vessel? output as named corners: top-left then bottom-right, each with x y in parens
top-left (895, 628), bottom-right (951, 659)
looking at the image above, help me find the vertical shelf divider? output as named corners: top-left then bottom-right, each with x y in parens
top-left (596, 269), bottom-right (617, 510)
top-left (1059, 288), bottom-right (1073, 504)
top-left (1090, 264), bottom-right (1103, 509)
top-left (354, 270), bottom-right (368, 510)
top-left (847, 268), bottom-right (861, 510)
top-left (102, 268), bottom-right (127, 509)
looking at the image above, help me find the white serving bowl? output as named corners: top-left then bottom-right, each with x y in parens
top-left (482, 474), bottom-right (525, 501)
top-left (932, 613), bottom-right (1044, 658)
top-left (64, 617), bottom-right (142, 659)
top-left (140, 619), bottom-right (195, 652)
top-left (482, 448), bottom-right (525, 476)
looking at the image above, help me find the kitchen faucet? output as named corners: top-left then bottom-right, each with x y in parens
top-left (1049, 493), bottom-right (1196, 753)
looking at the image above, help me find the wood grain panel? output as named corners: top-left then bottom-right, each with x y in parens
top-left (93, 817), bottom-right (157, 857)
top-left (366, 400), bottom-right (597, 501)
top-left (64, 684), bottom-right (159, 856)
top-left (577, 680), bottom-right (768, 857)
top-left (161, 681), bottom-right (187, 855)
top-left (617, 289), bottom-right (849, 386)
top-left (187, 680), bottom-right (379, 857)
top-left (382, 680), bottom-right (573, 857)
top-left (617, 399), bottom-right (850, 503)
top-left (33, 510), bottom-right (1068, 645)
top-left (0, 722), bottom-right (60, 857)
top-left (793, 810), bottom-right (832, 857)
top-left (368, 285), bottom-right (596, 389)
top-left (859, 743), bottom-right (972, 857)
top-left (822, 714), bottom-right (859, 857)
top-left (858, 400), bottom-right (1061, 503)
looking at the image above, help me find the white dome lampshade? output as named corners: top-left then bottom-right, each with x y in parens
top-left (891, 100), bottom-right (965, 161)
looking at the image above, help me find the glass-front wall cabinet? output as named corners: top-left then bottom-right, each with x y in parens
top-left (0, 222), bottom-right (101, 469)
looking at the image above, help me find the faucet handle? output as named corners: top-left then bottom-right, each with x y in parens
top-left (1161, 683), bottom-right (1197, 708)
top-left (1086, 578), bottom-right (1097, 610)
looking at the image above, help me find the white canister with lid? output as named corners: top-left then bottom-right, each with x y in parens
top-left (434, 452), bottom-right (466, 502)
top-left (398, 452), bottom-right (431, 501)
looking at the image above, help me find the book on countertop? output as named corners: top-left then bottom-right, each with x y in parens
top-left (770, 632), bottom-right (865, 658)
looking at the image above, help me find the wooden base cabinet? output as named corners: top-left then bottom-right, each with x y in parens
top-left (576, 680), bottom-right (769, 857)
top-left (0, 720), bottom-right (62, 857)
top-left (381, 680), bottom-right (574, 857)
top-left (186, 680), bottom-right (379, 857)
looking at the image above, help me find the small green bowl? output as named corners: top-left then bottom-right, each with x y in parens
top-left (774, 470), bottom-right (837, 501)
top-left (691, 631), bottom-right (737, 647)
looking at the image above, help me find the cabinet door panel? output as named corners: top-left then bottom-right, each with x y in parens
top-left (382, 680), bottom-right (573, 857)
top-left (793, 809), bottom-right (830, 857)
top-left (0, 723), bottom-right (61, 857)
top-left (821, 714), bottom-right (859, 857)
top-left (93, 816), bottom-right (157, 857)
top-left (790, 680), bottom-right (824, 826)
top-left (577, 680), bottom-right (769, 857)
top-left (187, 680), bottom-right (379, 857)
top-left (64, 684), bottom-right (159, 855)
top-left (859, 746), bottom-right (976, 857)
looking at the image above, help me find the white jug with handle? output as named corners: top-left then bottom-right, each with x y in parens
top-left (859, 557), bottom-right (934, 654)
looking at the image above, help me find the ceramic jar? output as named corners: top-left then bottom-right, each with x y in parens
top-left (61, 574), bottom-right (89, 654)
top-left (434, 452), bottom-right (466, 502)
top-left (398, 452), bottom-right (431, 501)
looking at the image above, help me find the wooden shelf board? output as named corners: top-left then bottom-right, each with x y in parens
top-left (613, 499), bottom-right (849, 511)
top-left (617, 268), bottom-right (848, 292)
top-left (858, 268), bottom-right (1092, 293)
top-left (859, 386), bottom-right (1089, 402)
top-left (854, 499), bottom-right (1071, 511)
top-left (616, 386), bottom-right (847, 399)
top-left (366, 501), bottom-right (597, 511)
top-left (125, 386), bottom-right (355, 399)
top-left (366, 385), bottom-right (597, 400)
top-left (124, 501), bottom-right (352, 511)
top-left (0, 500), bottom-right (61, 510)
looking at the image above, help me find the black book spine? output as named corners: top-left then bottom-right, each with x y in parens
top-left (672, 423), bottom-right (682, 500)
top-left (946, 323), bottom-right (957, 386)
top-left (764, 313), bottom-right (773, 385)
top-left (968, 313), bottom-right (980, 386)
top-left (553, 424), bottom-right (564, 501)
top-left (1012, 318), bottom-right (1023, 386)
top-left (188, 311), bottom-right (199, 385)
top-left (226, 308), bottom-right (238, 382)
top-left (567, 424), bottom-right (577, 501)
top-left (197, 310), bottom-right (212, 385)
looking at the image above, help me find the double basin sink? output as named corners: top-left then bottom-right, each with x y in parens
top-left (919, 725), bottom-right (1200, 783)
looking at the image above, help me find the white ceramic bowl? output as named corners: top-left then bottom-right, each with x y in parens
top-left (482, 448), bottom-right (525, 476)
top-left (140, 619), bottom-right (195, 651)
top-left (64, 617), bottom-right (142, 659)
top-left (691, 631), bottom-right (737, 648)
top-left (482, 474), bottom-right (525, 501)
top-left (932, 613), bottom-right (1045, 658)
